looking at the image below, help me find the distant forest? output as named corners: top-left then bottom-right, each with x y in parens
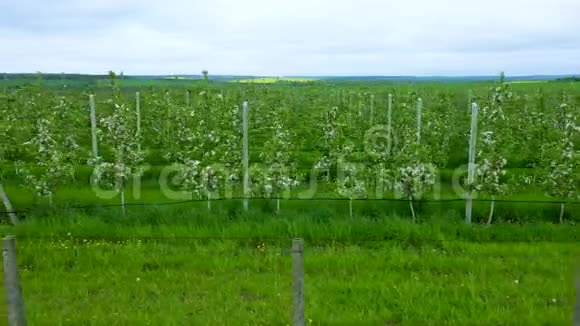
top-left (555, 76), bottom-right (580, 82)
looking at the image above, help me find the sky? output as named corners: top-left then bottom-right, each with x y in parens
top-left (1, 0), bottom-right (579, 76)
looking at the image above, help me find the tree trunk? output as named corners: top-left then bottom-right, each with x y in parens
top-left (559, 202), bottom-right (565, 224)
top-left (120, 190), bottom-right (126, 216)
top-left (0, 181), bottom-right (19, 224)
top-left (486, 196), bottom-right (495, 225)
top-left (207, 192), bottom-right (211, 211)
top-left (409, 198), bottom-right (416, 223)
top-left (276, 198), bottom-right (280, 214)
top-left (349, 199), bottom-right (353, 218)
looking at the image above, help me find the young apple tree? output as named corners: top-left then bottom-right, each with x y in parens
top-left (473, 83), bottom-right (513, 224)
top-left (541, 101), bottom-right (579, 223)
top-left (91, 98), bottom-right (145, 214)
top-left (253, 106), bottom-right (300, 213)
top-left (16, 96), bottom-right (79, 206)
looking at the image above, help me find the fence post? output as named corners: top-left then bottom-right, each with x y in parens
top-left (292, 238), bottom-right (305, 326)
top-left (2, 236), bottom-right (26, 326)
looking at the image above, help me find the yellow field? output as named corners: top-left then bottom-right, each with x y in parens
top-left (508, 80), bottom-right (547, 84)
top-left (232, 77), bottom-right (318, 83)
top-left (161, 76), bottom-right (190, 80)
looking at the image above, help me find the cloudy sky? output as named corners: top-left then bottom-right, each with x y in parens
top-left (1, 0), bottom-right (579, 76)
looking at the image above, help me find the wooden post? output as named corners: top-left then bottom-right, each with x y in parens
top-left (465, 102), bottom-right (479, 224)
top-left (292, 238), bottom-right (305, 326)
top-left (89, 95), bottom-right (98, 159)
top-left (136, 92), bottom-right (141, 151)
top-left (0, 182), bottom-right (19, 225)
top-left (242, 101), bottom-right (249, 211)
top-left (2, 236), bottom-right (26, 326)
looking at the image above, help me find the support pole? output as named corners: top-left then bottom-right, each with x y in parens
top-left (242, 101), bottom-right (249, 211)
top-left (136, 92), bottom-right (141, 151)
top-left (292, 238), bottom-right (305, 326)
top-left (416, 97), bottom-right (423, 145)
top-left (466, 102), bottom-right (479, 224)
top-left (2, 236), bottom-right (26, 326)
top-left (89, 95), bottom-right (98, 158)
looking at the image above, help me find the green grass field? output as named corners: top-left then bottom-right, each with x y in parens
top-left (0, 213), bottom-right (578, 325)
top-left (1, 75), bottom-right (579, 324)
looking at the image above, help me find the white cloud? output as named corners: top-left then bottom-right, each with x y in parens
top-left (1, 0), bottom-right (579, 75)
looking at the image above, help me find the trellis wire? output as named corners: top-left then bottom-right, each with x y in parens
top-left (2, 196), bottom-right (578, 216)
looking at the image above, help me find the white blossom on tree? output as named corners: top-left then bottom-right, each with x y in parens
top-left (16, 100), bottom-right (78, 205)
top-left (91, 100), bottom-right (145, 213)
top-left (253, 107), bottom-right (300, 212)
top-left (472, 81), bottom-right (513, 224)
top-left (394, 158), bottom-right (437, 222)
top-left (541, 102), bottom-right (579, 223)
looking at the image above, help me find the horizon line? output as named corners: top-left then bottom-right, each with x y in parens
top-left (3, 72), bottom-right (580, 78)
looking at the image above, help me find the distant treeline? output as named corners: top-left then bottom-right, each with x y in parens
top-left (2, 73), bottom-right (111, 80)
top-left (554, 76), bottom-right (580, 82)
top-left (2, 73), bottom-right (579, 89)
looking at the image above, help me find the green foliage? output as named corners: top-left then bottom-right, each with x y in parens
top-left (0, 78), bottom-right (579, 221)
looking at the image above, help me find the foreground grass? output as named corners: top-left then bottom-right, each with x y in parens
top-left (0, 213), bottom-right (578, 325)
